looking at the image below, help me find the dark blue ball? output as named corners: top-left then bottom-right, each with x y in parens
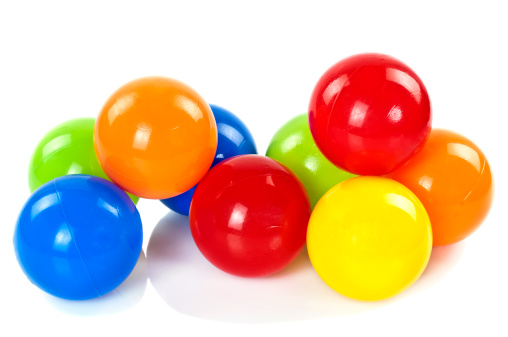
top-left (14, 175), bottom-right (143, 300)
top-left (161, 104), bottom-right (257, 215)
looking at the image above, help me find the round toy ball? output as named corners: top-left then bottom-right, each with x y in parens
top-left (161, 104), bottom-right (257, 215)
top-left (94, 77), bottom-right (218, 199)
top-left (266, 113), bottom-right (356, 208)
top-left (307, 176), bottom-right (432, 301)
top-left (189, 155), bottom-right (311, 277)
top-left (28, 118), bottom-right (139, 204)
top-left (388, 129), bottom-right (493, 246)
top-left (14, 175), bottom-right (143, 300)
top-left (308, 53), bottom-right (432, 175)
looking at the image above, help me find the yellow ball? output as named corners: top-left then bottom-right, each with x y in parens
top-left (307, 176), bottom-right (432, 301)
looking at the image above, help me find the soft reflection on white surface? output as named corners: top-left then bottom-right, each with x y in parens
top-left (147, 213), bottom-right (388, 323)
top-left (407, 242), bottom-right (466, 293)
top-left (45, 251), bottom-right (147, 316)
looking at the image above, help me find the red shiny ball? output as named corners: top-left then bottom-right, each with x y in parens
top-left (309, 53), bottom-right (432, 175)
top-left (189, 155), bottom-right (311, 277)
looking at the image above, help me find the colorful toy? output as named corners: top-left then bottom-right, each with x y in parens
top-left (266, 113), bottom-right (356, 208)
top-left (94, 77), bottom-right (218, 199)
top-left (308, 53), bottom-right (432, 175)
top-left (307, 176), bottom-right (432, 301)
top-left (161, 104), bottom-right (257, 215)
top-left (189, 155), bottom-right (311, 277)
top-left (388, 129), bottom-right (493, 245)
top-left (14, 175), bottom-right (143, 300)
top-left (28, 118), bottom-right (139, 204)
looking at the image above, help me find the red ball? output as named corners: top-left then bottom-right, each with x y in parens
top-left (309, 53), bottom-right (432, 175)
top-left (189, 155), bottom-right (311, 277)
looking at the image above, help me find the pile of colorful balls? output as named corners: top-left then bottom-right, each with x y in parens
top-left (14, 53), bottom-right (493, 302)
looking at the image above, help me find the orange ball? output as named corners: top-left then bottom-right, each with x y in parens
top-left (94, 77), bottom-right (217, 199)
top-left (388, 129), bottom-right (493, 245)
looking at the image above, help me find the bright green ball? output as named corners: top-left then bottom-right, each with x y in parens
top-left (266, 114), bottom-right (356, 208)
top-left (28, 118), bottom-right (139, 204)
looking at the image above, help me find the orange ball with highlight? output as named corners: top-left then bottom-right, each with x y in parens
top-left (388, 129), bottom-right (493, 245)
top-left (94, 77), bottom-right (217, 199)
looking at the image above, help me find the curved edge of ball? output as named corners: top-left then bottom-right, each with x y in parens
top-left (14, 175), bottom-right (143, 300)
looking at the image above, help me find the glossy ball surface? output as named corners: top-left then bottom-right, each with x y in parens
top-left (388, 129), bottom-right (493, 246)
top-left (307, 176), bottom-right (432, 301)
top-left (14, 175), bottom-right (143, 300)
top-left (190, 155), bottom-right (311, 277)
top-left (266, 113), bottom-right (356, 208)
top-left (28, 118), bottom-right (139, 204)
top-left (161, 104), bottom-right (257, 215)
top-left (309, 53), bottom-right (432, 175)
top-left (94, 77), bottom-right (217, 199)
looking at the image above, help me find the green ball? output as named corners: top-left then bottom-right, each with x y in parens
top-left (266, 114), bottom-right (356, 209)
top-left (28, 118), bottom-right (139, 204)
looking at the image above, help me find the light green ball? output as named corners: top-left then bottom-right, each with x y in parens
top-left (28, 118), bottom-right (139, 204)
top-left (266, 114), bottom-right (356, 208)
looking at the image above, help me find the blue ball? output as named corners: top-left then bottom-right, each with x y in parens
top-left (161, 104), bottom-right (257, 215)
top-left (14, 175), bottom-right (143, 300)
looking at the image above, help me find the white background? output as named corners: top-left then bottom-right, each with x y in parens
top-left (1, 1), bottom-right (507, 336)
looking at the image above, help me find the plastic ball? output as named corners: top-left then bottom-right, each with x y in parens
top-left (266, 113), bottom-right (356, 208)
top-left (308, 53), bottom-right (432, 175)
top-left (161, 104), bottom-right (257, 215)
top-left (388, 129), bottom-right (493, 246)
top-left (189, 155), bottom-right (311, 277)
top-left (28, 118), bottom-right (139, 204)
top-left (307, 176), bottom-right (432, 301)
top-left (14, 175), bottom-right (143, 300)
top-left (94, 77), bottom-right (218, 199)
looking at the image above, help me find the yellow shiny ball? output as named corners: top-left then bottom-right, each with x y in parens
top-left (307, 176), bottom-right (432, 301)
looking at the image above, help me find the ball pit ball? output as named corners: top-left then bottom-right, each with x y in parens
top-left (94, 76), bottom-right (218, 199)
top-left (308, 53), bottom-right (432, 175)
top-left (14, 175), bottom-right (143, 300)
top-left (161, 104), bottom-right (257, 216)
top-left (307, 176), bottom-right (432, 301)
top-left (388, 129), bottom-right (493, 246)
top-left (28, 117), bottom-right (139, 204)
top-left (266, 113), bottom-right (356, 209)
top-left (189, 155), bottom-right (311, 277)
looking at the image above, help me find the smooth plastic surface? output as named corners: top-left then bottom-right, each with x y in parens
top-left (307, 176), bottom-right (432, 301)
top-left (189, 155), bottom-right (311, 277)
top-left (28, 118), bottom-right (139, 204)
top-left (161, 104), bottom-right (257, 215)
top-left (308, 53), bottom-right (432, 175)
top-left (94, 77), bottom-right (218, 199)
top-left (266, 113), bottom-right (356, 208)
top-left (388, 129), bottom-right (493, 246)
top-left (14, 175), bottom-right (143, 300)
